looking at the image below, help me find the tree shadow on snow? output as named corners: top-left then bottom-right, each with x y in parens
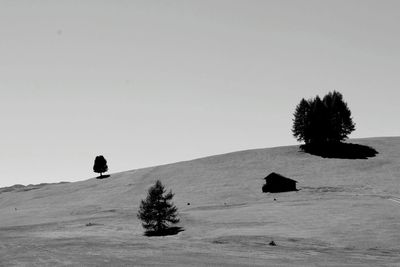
top-left (300, 142), bottom-right (378, 159)
top-left (96, 175), bottom-right (110, 179)
top-left (144, 226), bottom-right (184, 237)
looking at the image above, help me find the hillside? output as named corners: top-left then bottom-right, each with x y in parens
top-left (1, 137), bottom-right (400, 266)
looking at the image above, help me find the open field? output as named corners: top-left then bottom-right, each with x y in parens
top-left (1, 137), bottom-right (400, 266)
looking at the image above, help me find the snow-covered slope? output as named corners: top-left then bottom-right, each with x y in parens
top-left (1, 137), bottom-right (399, 266)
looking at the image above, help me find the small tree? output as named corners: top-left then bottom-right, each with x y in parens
top-left (292, 98), bottom-right (311, 144)
top-left (93, 155), bottom-right (108, 178)
top-left (322, 91), bottom-right (355, 142)
top-left (137, 180), bottom-right (179, 235)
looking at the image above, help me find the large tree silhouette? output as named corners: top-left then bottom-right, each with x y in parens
top-left (292, 91), bottom-right (355, 145)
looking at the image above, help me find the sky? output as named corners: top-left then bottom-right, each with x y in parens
top-left (1, 0), bottom-right (399, 187)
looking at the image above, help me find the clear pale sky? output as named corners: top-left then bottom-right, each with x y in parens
top-left (1, 0), bottom-right (399, 187)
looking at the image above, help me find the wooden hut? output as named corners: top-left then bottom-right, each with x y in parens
top-left (262, 172), bottom-right (297, 193)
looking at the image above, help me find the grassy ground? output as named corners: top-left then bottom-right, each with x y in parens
top-left (0, 137), bottom-right (400, 266)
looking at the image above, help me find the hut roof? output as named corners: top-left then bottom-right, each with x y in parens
top-left (264, 172), bottom-right (297, 183)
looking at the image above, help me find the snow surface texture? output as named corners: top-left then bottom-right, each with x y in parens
top-left (0, 137), bottom-right (399, 266)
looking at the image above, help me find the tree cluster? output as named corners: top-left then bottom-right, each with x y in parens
top-left (292, 91), bottom-right (355, 145)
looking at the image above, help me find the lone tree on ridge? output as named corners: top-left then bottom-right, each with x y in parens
top-left (137, 180), bottom-right (180, 235)
top-left (93, 155), bottom-right (108, 178)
